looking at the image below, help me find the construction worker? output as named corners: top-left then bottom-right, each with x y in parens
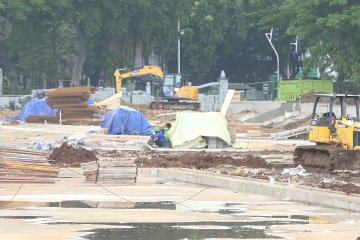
top-left (163, 123), bottom-right (172, 147)
top-left (148, 126), bottom-right (167, 147)
top-left (164, 123), bottom-right (172, 142)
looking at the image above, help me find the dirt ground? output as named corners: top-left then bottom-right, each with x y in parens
top-left (0, 108), bottom-right (20, 119)
top-left (51, 144), bottom-right (360, 195)
top-left (1, 108), bottom-right (360, 197)
top-left (134, 150), bottom-right (360, 195)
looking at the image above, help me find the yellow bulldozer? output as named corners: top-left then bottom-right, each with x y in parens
top-left (294, 94), bottom-right (360, 170)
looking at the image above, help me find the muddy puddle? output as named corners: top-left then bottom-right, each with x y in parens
top-left (0, 200), bottom-right (312, 240)
top-left (81, 221), bottom-right (283, 240)
top-left (2, 199), bottom-right (359, 239)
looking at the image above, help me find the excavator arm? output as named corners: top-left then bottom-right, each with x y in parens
top-left (114, 65), bottom-right (164, 93)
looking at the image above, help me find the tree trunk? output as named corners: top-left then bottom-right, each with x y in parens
top-left (0, 68), bottom-right (3, 95)
top-left (70, 33), bottom-right (87, 86)
top-left (42, 73), bottom-right (47, 89)
top-left (134, 39), bottom-right (143, 68)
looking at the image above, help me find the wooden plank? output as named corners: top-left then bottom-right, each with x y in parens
top-left (98, 168), bottom-right (137, 174)
top-left (0, 179), bottom-right (55, 183)
top-left (96, 179), bottom-right (136, 184)
top-left (99, 166), bottom-right (137, 170)
top-left (95, 91), bottom-right (122, 108)
top-left (98, 161), bottom-right (137, 167)
top-left (97, 174), bottom-right (137, 179)
top-left (220, 89), bottom-right (236, 116)
top-left (0, 147), bottom-right (49, 156)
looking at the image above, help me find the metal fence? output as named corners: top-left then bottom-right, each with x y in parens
top-left (2, 85), bottom-right (42, 95)
top-left (229, 82), bottom-right (274, 101)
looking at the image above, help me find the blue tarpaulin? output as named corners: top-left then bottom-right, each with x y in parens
top-left (101, 106), bottom-right (153, 135)
top-left (17, 97), bottom-right (58, 121)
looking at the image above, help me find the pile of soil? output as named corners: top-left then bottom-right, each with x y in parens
top-left (49, 142), bottom-right (98, 167)
top-left (299, 91), bottom-right (354, 105)
top-left (299, 91), bottom-right (325, 103)
top-left (135, 151), bottom-right (268, 169)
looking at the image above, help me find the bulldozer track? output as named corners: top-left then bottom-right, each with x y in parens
top-left (294, 145), bottom-right (360, 171)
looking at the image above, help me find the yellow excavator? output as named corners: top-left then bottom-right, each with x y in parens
top-left (114, 65), bottom-right (200, 110)
top-left (294, 94), bottom-right (360, 170)
top-left (114, 65), bottom-right (164, 94)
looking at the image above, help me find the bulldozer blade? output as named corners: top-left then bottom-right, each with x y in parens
top-left (331, 150), bottom-right (360, 170)
top-left (294, 145), bottom-right (360, 171)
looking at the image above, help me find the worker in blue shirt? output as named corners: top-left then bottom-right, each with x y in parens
top-left (148, 126), bottom-right (167, 147)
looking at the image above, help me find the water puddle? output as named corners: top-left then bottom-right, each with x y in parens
top-left (4, 200), bottom-right (176, 210)
top-left (2, 200), bottom-right (354, 239)
top-left (80, 221), bottom-right (283, 240)
top-left (0, 216), bottom-right (48, 220)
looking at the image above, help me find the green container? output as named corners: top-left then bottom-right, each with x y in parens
top-left (269, 75), bottom-right (278, 92)
top-left (276, 79), bottom-right (333, 101)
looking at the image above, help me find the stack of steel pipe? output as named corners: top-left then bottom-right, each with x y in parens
top-left (46, 86), bottom-right (101, 125)
top-left (0, 147), bottom-right (59, 183)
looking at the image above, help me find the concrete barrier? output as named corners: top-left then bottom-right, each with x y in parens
top-left (0, 95), bottom-right (32, 110)
top-left (229, 101), bottom-right (283, 114)
top-left (139, 168), bottom-right (360, 212)
top-left (245, 103), bottom-right (296, 123)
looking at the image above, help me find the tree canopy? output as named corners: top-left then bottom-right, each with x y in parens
top-left (1, 0), bottom-right (360, 88)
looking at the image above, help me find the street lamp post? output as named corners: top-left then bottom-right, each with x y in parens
top-left (177, 19), bottom-right (181, 75)
top-left (177, 19), bottom-right (184, 75)
top-left (265, 28), bottom-right (280, 99)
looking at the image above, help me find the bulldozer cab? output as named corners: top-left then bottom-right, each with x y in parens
top-left (311, 94), bottom-right (360, 126)
top-left (310, 94), bottom-right (360, 147)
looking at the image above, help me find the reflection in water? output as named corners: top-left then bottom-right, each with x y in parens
top-left (83, 220), bottom-right (307, 240)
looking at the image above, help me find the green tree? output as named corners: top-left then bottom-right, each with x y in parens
top-left (180, 0), bottom-right (248, 81)
top-left (281, 0), bottom-right (360, 81)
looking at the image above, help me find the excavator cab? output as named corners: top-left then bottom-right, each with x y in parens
top-left (163, 74), bottom-right (182, 97)
top-left (294, 94), bottom-right (360, 170)
top-left (162, 74), bottom-right (198, 98)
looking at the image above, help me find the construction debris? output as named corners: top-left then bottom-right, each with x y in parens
top-left (81, 158), bottom-right (138, 184)
top-left (0, 146), bottom-right (59, 183)
top-left (270, 126), bottom-right (310, 140)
